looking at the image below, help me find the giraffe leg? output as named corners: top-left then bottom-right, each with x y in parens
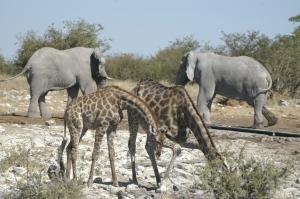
top-left (107, 125), bottom-right (119, 187)
top-left (66, 125), bottom-right (80, 180)
top-left (145, 132), bottom-right (161, 187)
top-left (128, 110), bottom-right (139, 184)
top-left (87, 126), bottom-right (106, 186)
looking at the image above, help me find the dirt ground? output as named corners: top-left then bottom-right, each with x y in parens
top-left (0, 76), bottom-right (298, 132)
top-left (0, 101), bottom-right (298, 133)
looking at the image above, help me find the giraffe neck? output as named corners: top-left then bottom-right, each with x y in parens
top-left (112, 86), bottom-right (160, 130)
top-left (181, 89), bottom-right (220, 160)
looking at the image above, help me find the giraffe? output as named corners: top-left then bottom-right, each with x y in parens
top-left (58, 85), bottom-right (167, 187)
top-left (128, 79), bottom-right (227, 186)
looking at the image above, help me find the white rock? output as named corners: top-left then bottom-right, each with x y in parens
top-left (45, 119), bottom-right (56, 126)
top-left (279, 99), bottom-right (289, 106)
top-left (5, 103), bottom-right (12, 108)
top-left (31, 137), bottom-right (45, 148)
top-left (0, 125), bottom-right (5, 133)
top-left (0, 151), bottom-right (7, 162)
top-left (11, 166), bottom-right (27, 176)
top-left (126, 184), bottom-right (139, 192)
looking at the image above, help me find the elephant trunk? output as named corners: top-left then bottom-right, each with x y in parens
top-left (96, 77), bottom-right (107, 89)
top-left (175, 62), bottom-right (190, 86)
top-left (175, 72), bottom-right (189, 86)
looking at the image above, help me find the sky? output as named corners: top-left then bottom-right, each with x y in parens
top-left (0, 0), bottom-right (299, 59)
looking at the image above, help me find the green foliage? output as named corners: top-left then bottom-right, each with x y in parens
top-left (197, 149), bottom-right (291, 199)
top-left (289, 14), bottom-right (300, 22)
top-left (15, 19), bottom-right (110, 67)
top-left (106, 53), bottom-right (152, 81)
top-left (3, 175), bottom-right (84, 199)
top-left (0, 54), bottom-right (21, 75)
top-left (1, 146), bottom-right (83, 199)
top-left (221, 31), bottom-right (272, 59)
top-left (107, 36), bottom-right (200, 82)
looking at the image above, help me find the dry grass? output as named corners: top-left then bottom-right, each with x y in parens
top-left (0, 74), bottom-right (290, 110)
top-left (0, 74), bottom-right (29, 90)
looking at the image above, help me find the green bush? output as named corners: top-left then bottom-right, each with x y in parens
top-left (197, 148), bottom-right (291, 199)
top-left (106, 36), bottom-right (200, 82)
top-left (3, 175), bottom-right (84, 199)
top-left (0, 55), bottom-right (21, 75)
top-left (14, 19), bottom-right (110, 68)
top-left (1, 146), bottom-right (84, 199)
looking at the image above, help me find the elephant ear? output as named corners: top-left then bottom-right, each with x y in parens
top-left (92, 47), bottom-right (105, 63)
top-left (185, 51), bottom-right (196, 81)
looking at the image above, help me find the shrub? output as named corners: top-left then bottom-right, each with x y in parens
top-left (3, 175), bottom-right (84, 199)
top-left (1, 146), bottom-right (84, 199)
top-left (0, 146), bottom-right (30, 173)
top-left (197, 148), bottom-right (291, 199)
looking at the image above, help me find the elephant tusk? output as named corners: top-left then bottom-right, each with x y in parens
top-left (106, 76), bottom-right (113, 80)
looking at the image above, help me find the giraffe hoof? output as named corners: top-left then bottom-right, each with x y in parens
top-left (131, 178), bottom-right (138, 185)
top-left (112, 181), bottom-right (119, 187)
top-left (87, 179), bottom-right (93, 187)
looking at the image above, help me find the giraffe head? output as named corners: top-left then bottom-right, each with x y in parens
top-left (148, 125), bottom-right (167, 158)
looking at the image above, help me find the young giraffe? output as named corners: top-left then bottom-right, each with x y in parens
top-left (128, 79), bottom-right (226, 185)
top-left (59, 85), bottom-right (166, 187)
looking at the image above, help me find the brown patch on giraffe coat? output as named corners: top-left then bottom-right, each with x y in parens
top-left (97, 102), bottom-right (104, 109)
top-left (101, 109), bottom-right (107, 116)
top-left (149, 101), bottom-right (156, 108)
top-left (145, 95), bottom-right (152, 102)
top-left (160, 99), bottom-right (169, 107)
top-left (108, 96), bottom-right (116, 104)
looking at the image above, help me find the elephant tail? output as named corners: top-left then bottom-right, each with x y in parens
top-left (256, 75), bottom-right (273, 96)
top-left (0, 65), bottom-right (30, 82)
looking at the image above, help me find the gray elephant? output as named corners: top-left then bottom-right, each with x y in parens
top-left (175, 51), bottom-right (278, 128)
top-left (0, 47), bottom-right (110, 118)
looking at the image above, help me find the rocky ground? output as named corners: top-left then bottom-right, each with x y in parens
top-left (0, 83), bottom-right (299, 198)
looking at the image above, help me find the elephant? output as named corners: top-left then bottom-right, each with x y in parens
top-left (0, 47), bottom-right (111, 118)
top-left (175, 51), bottom-right (278, 128)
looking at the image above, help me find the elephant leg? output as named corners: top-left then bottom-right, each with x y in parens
top-left (262, 106), bottom-right (278, 126)
top-left (67, 84), bottom-right (80, 105)
top-left (252, 94), bottom-right (265, 129)
top-left (207, 93), bottom-right (216, 112)
top-left (197, 84), bottom-right (215, 124)
top-left (38, 92), bottom-right (51, 118)
top-left (27, 86), bottom-right (42, 118)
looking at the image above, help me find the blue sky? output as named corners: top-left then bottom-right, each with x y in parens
top-left (0, 0), bottom-right (299, 59)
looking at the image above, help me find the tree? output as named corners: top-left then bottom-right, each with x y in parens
top-left (15, 19), bottom-right (110, 68)
top-left (151, 36), bottom-right (201, 81)
top-left (220, 31), bottom-right (271, 61)
top-left (289, 14), bottom-right (300, 22)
